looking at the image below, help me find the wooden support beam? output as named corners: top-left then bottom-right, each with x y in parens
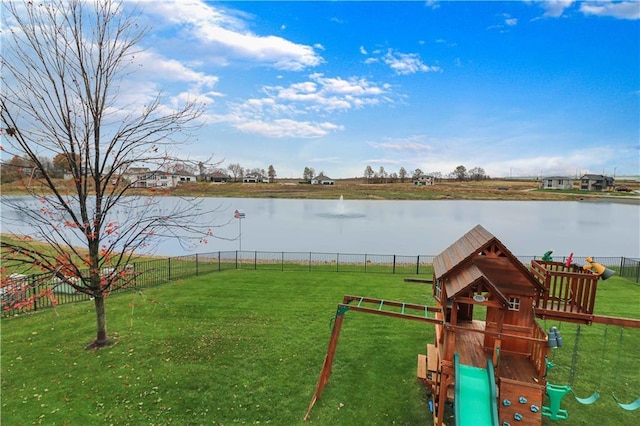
top-left (535, 310), bottom-right (640, 328)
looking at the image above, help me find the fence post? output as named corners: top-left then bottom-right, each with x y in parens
top-left (393, 255), bottom-right (396, 274)
top-left (168, 258), bottom-right (171, 281)
top-left (32, 274), bottom-right (37, 312)
top-left (282, 252), bottom-right (284, 272)
top-left (417, 255), bottom-right (420, 275)
top-left (254, 251), bottom-right (257, 270)
top-left (336, 253), bottom-right (339, 272)
top-left (196, 254), bottom-right (199, 276)
top-left (365, 254), bottom-right (367, 273)
top-left (309, 252), bottom-right (312, 272)
top-left (218, 252), bottom-right (221, 272)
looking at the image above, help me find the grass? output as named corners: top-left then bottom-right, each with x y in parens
top-left (2, 177), bottom-right (639, 201)
top-left (1, 270), bottom-right (639, 425)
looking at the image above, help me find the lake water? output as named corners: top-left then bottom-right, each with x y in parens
top-left (3, 196), bottom-right (636, 258)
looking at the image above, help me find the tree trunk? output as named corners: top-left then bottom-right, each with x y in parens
top-left (87, 295), bottom-right (110, 349)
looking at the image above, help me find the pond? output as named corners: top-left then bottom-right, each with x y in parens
top-left (3, 196), bottom-right (637, 258)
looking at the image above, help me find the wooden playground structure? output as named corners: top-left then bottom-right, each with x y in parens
top-left (304, 225), bottom-right (640, 425)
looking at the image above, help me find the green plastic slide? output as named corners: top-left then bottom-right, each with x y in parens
top-left (454, 353), bottom-right (499, 426)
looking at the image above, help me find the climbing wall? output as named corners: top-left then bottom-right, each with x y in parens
top-left (498, 378), bottom-right (544, 426)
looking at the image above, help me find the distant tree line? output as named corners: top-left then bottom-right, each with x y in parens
top-left (360, 164), bottom-right (489, 184)
top-left (2, 153), bottom-right (489, 186)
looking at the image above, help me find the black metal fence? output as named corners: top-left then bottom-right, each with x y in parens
top-left (2, 251), bottom-right (638, 318)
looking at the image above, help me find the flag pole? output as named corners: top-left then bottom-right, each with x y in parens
top-left (234, 209), bottom-right (245, 252)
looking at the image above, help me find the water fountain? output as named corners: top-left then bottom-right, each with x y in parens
top-left (317, 195), bottom-right (366, 218)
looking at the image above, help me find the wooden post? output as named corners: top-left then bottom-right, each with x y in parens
top-left (303, 306), bottom-right (347, 421)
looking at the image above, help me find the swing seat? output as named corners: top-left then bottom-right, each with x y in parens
top-left (612, 395), bottom-right (640, 411)
top-left (573, 391), bottom-right (599, 405)
top-left (543, 384), bottom-right (571, 421)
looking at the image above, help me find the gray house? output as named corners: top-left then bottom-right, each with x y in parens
top-left (540, 176), bottom-right (573, 190)
top-left (205, 170), bottom-right (231, 183)
top-left (580, 174), bottom-right (614, 191)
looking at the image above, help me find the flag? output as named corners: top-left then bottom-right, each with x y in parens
top-left (234, 209), bottom-right (245, 219)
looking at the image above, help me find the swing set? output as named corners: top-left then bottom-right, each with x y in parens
top-left (544, 323), bottom-right (639, 422)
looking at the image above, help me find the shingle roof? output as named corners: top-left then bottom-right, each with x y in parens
top-left (433, 224), bottom-right (494, 278)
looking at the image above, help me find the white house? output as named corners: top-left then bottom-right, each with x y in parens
top-left (413, 175), bottom-right (434, 186)
top-left (311, 173), bottom-right (334, 185)
top-left (242, 174), bottom-right (268, 183)
top-left (128, 170), bottom-right (196, 188)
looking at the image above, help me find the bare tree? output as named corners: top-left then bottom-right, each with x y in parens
top-left (227, 163), bottom-right (244, 182)
top-left (398, 167), bottom-right (407, 183)
top-left (302, 166), bottom-right (315, 182)
top-left (267, 165), bottom-right (276, 183)
top-left (378, 166), bottom-right (387, 183)
top-left (468, 167), bottom-right (486, 181)
top-left (453, 165), bottom-right (468, 181)
top-left (0, 0), bottom-right (229, 348)
top-left (364, 165), bottom-right (374, 183)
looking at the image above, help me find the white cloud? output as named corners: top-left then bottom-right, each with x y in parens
top-left (580, 1), bottom-right (640, 20)
top-left (142, 0), bottom-right (323, 71)
top-left (235, 118), bottom-right (342, 138)
top-left (383, 49), bottom-right (441, 75)
top-left (209, 73), bottom-right (392, 138)
top-left (538, 0), bottom-right (575, 18)
top-left (369, 135), bottom-right (435, 153)
top-left (425, 1), bottom-right (440, 10)
top-left (360, 45), bottom-right (368, 55)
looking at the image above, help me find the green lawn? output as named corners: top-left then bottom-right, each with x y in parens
top-left (1, 270), bottom-right (638, 425)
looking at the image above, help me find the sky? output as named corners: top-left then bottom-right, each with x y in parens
top-left (7, 0), bottom-right (640, 179)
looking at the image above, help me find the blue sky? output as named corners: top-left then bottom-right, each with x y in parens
top-left (35, 1), bottom-right (640, 178)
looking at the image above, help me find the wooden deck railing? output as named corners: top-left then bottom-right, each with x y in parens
top-left (531, 260), bottom-right (599, 315)
top-left (529, 320), bottom-right (549, 380)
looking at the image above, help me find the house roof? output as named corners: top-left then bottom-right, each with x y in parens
top-left (313, 173), bottom-right (333, 181)
top-left (209, 170), bottom-right (230, 178)
top-left (434, 224), bottom-right (544, 299)
top-left (580, 174), bottom-right (610, 179)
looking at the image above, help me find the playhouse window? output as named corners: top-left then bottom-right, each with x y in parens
top-left (508, 297), bottom-right (520, 311)
top-left (434, 280), bottom-right (442, 301)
